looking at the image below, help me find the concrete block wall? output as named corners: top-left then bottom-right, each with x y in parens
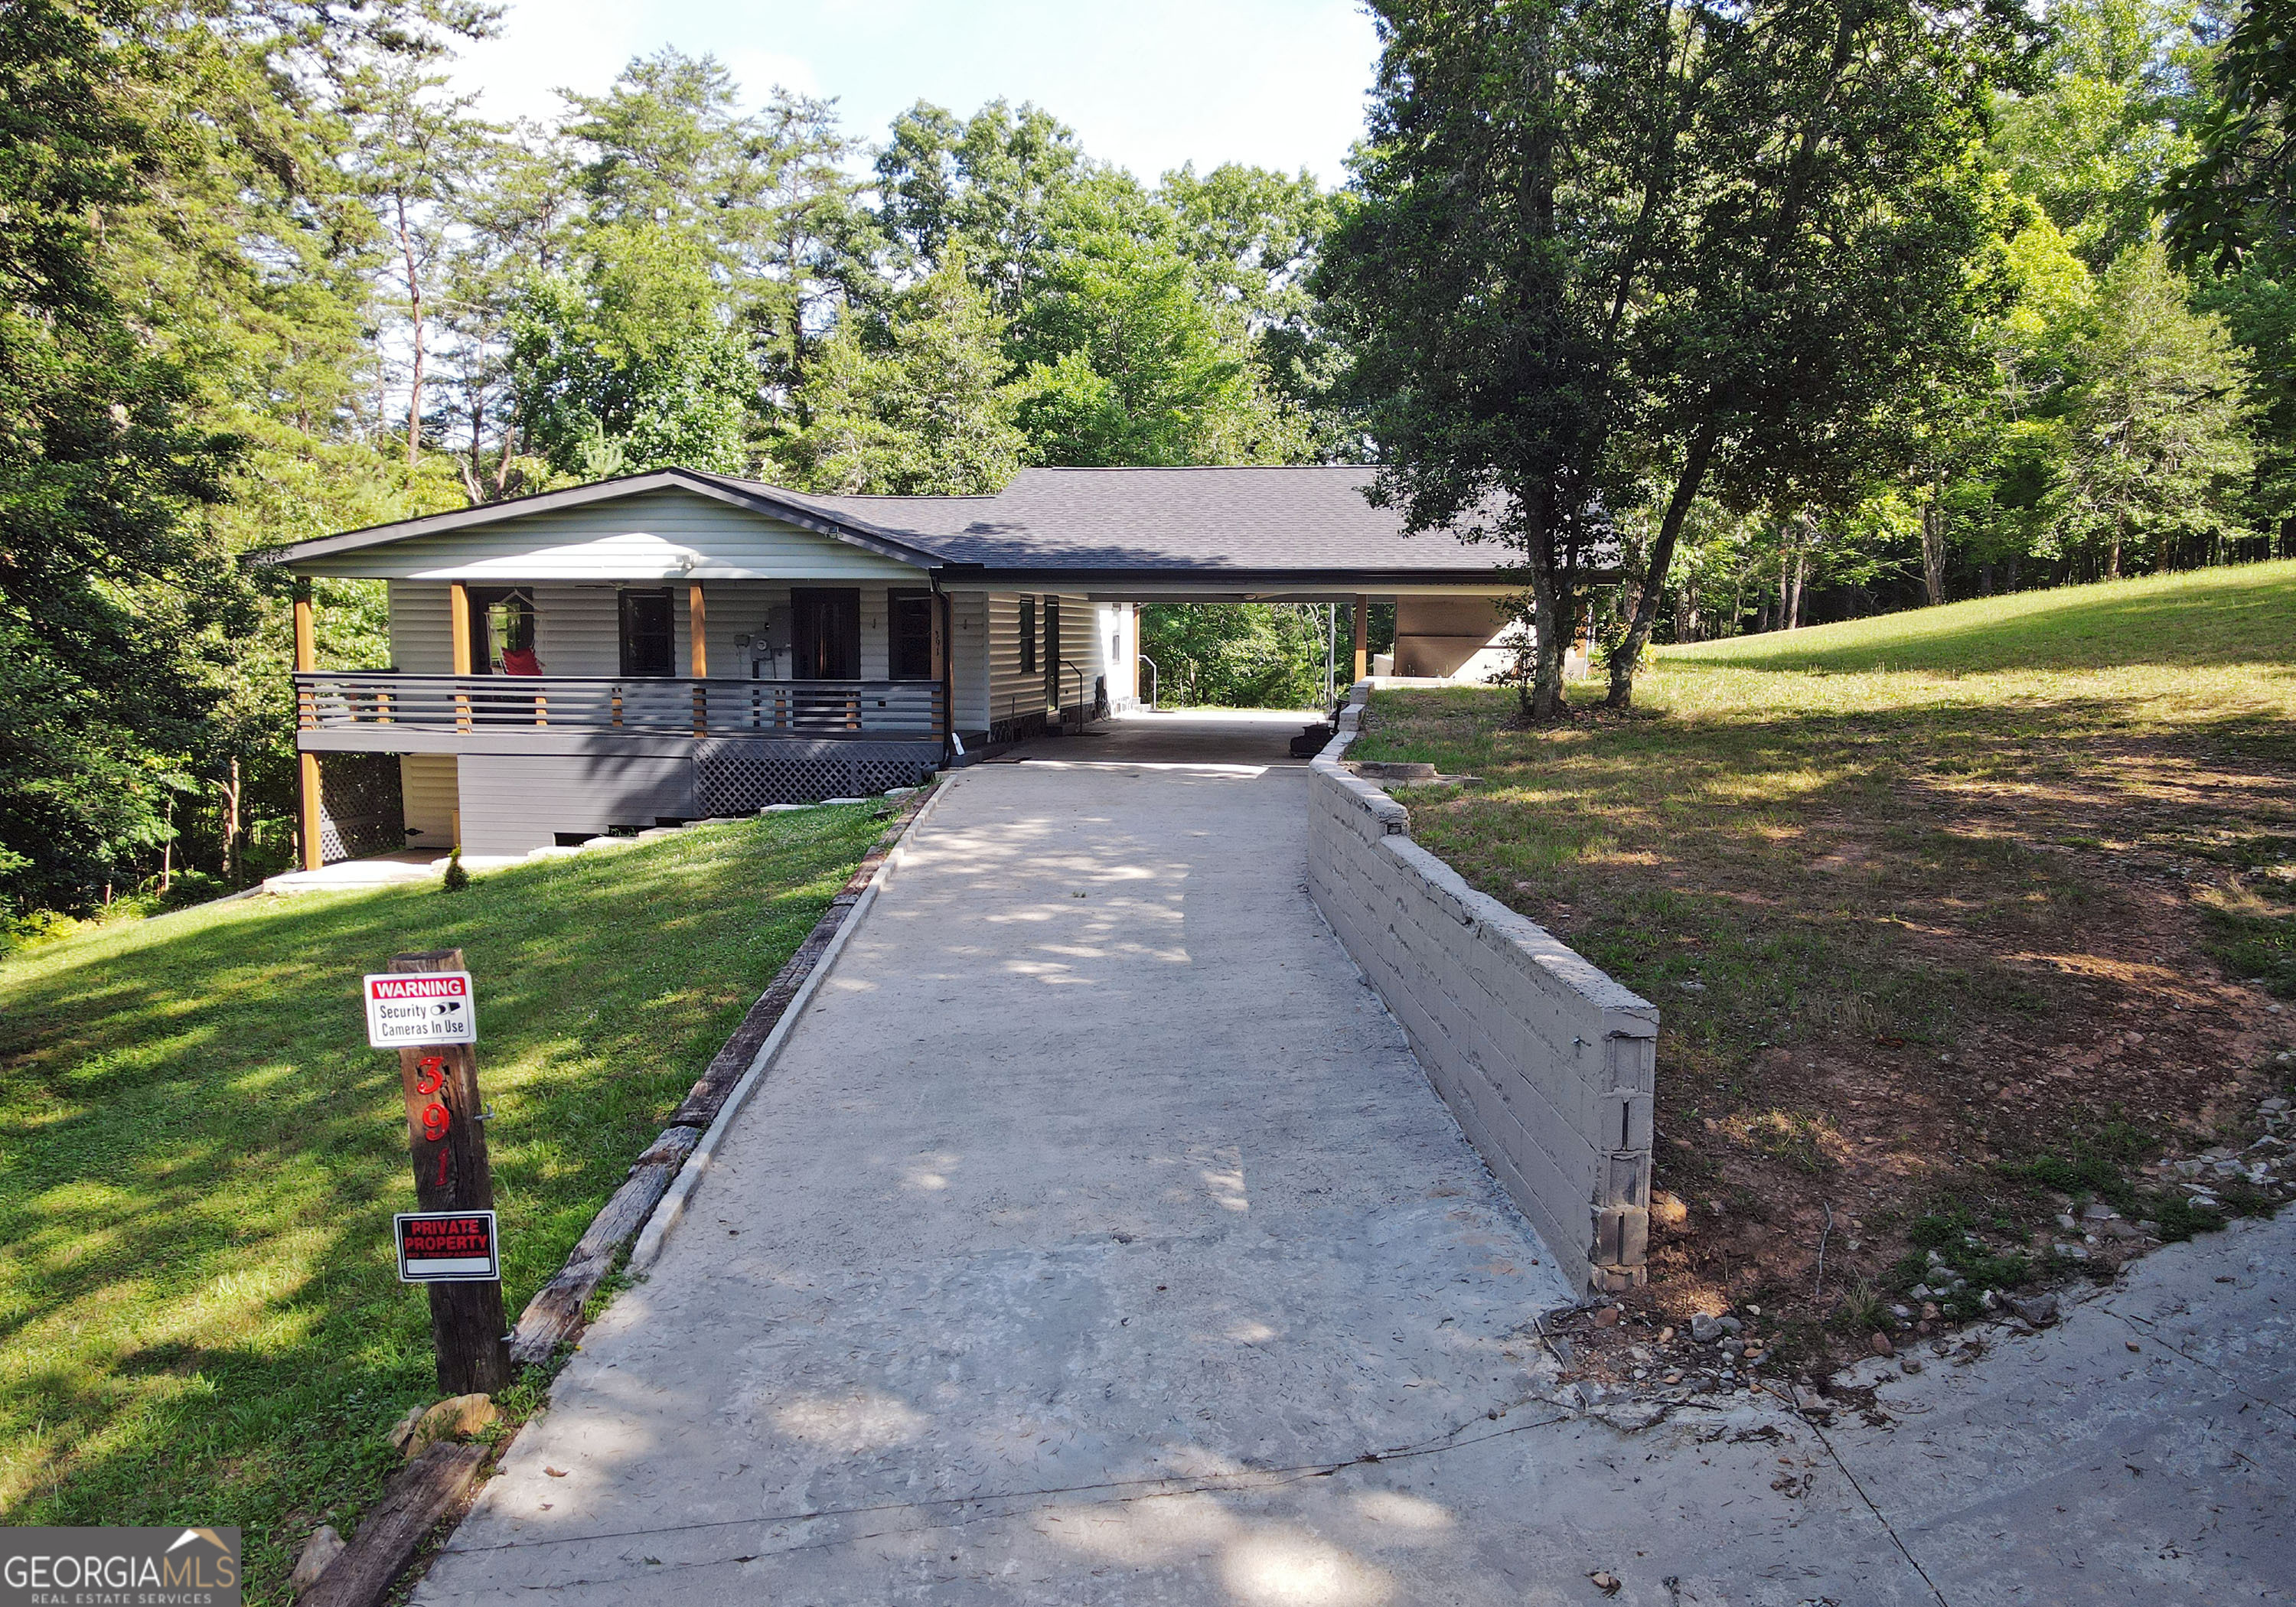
top-left (1308, 686), bottom-right (1658, 1296)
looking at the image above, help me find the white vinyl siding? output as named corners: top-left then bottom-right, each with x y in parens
top-left (1097, 603), bottom-right (1136, 704)
top-left (301, 489), bottom-right (927, 583)
top-left (400, 755), bottom-right (458, 847)
top-left (984, 592), bottom-right (1108, 727)
top-left (387, 581), bottom-right (454, 673)
top-left (986, 593), bottom-right (1041, 729)
top-left (949, 591), bottom-right (991, 732)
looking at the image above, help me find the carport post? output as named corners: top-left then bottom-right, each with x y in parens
top-left (1352, 595), bottom-right (1368, 683)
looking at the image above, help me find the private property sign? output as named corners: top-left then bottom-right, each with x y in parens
top-left (395, 1210), bottom-right (500, 1282)
top-left (364, 970), bottom-right (477, 1048)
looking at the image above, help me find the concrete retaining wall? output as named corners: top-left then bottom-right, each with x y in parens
top-left (1308, 686), bottom-right (1657, 1296)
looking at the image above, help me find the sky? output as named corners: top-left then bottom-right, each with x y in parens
top-left (448, 0), bottom-right (1383, 186)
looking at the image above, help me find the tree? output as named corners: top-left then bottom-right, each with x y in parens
top-left (784, 253), bottom-right (1026, 494)
top-left (2054, 240), bottom-right (2255, 575)
top-left (344, 56), bottom-right (490, 465)
top-left (1014, 200), bottom-right (1309, 467)
top-left (874, 99), bottom-right (1091, 311)
top-left (1600, 0), bottom-right (2040, 705)
top-left (1161, 162), bottom-right (1349, 448)
top-left (2161, 0), bottom-right (2296, 272)
top-left (1139, 604), bottom-right (1332, 708)
top-left (1317, 0), bottom-right (1631, 719)
top-left (509, 226), bottom-right (759, 477)
top-left (1997, 0), bottom-right (2211, 272)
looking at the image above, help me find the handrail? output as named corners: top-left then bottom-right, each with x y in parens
top-left (1060, 659), bottom-right (1087, 732)
top-left (1137, 653), bottom-right (1159, 711)
top-left (293, 672), bottom-right (943, 739)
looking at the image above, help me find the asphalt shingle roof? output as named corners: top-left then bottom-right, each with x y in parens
top-left (755, 466), bottom-right (1505, 575)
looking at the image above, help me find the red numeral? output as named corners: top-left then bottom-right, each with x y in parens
top-left (436, 1147), bottom-right (452, 1188)
top-left (421, 1103), bottom-right (451, 1143)
top-left (414, 1055), bottom-right (445, 1097)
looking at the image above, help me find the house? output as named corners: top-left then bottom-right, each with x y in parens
top-left (263, 464), bottom-right (1525, 867)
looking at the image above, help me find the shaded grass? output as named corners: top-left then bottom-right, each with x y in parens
top-left (1353, 561), bottom-right (2296, 1347)
top-left (0, 807), bottom-right (882, 1602)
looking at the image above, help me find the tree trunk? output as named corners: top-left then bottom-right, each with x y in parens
top-left (1521, 483), bottom-right (1571, 721)
top-left (1920, 497), bottom-right (1946, 606)
top-left (397, 191), bottom-right (425, 468)
top-left (2005, 553), bottom-right (2020, 591)
top-left (1605, 421), bottom-right (1718, 706)
top-left (1786, 547), bottom-right (1808, 630)
top-left (2108, 512), bottom-right (2124, 579)
top-left (1979, 560), bottom-right (1994, 595)
top-left (220, 758), bottom-right (241, 880)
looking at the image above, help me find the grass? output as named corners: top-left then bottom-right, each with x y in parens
top-left (1352, 560), bottom-right (2296, 1348)
top-left (0, 807), bottom-right (885, 1602)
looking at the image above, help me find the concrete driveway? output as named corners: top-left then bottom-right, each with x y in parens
top-left (418, 739), bottom-right (2296, 1605)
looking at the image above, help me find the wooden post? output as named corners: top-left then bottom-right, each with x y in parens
top-left (390, 948), bottom-right (512, 1396)
top-left (293, 588), bottom-right (317, 673)
top-left (689, 583), bottom-right (708, 736)
top-left (299, 754), bottom-right (324, 872)
top-left (448, 581), bottom-right (473, 732)
top-left (1352, 595), bottom-right (1368, 684)
top-left (295, 586), bottom-right (322, 872)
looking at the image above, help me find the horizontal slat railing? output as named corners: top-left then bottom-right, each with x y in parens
top-left (295, 673), bottom-right (944, 738)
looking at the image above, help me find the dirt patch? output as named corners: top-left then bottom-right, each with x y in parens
top-left (1359, 686), bottom-right (2296, 1390)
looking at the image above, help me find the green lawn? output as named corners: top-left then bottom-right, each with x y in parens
top-left (1353, 560), bottom-right (2296, 1353)
top-left (0, 807), bottom-right (884, 1601)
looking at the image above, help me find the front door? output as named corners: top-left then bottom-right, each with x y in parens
top-left (791, 588), bottom-right (860, 680)
top-left (1042, 595), bottom-right (1060, 714)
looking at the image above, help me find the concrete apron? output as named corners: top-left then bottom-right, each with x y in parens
top-left (416, 761), bottom-right (2296, 1605)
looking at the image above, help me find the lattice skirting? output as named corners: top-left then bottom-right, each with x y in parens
top-left (316, 752), bottom-right (406, 863)
top-left (694, 738), bottom-right (941, 812)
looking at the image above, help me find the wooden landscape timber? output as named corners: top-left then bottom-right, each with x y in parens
top-left (298, 1442), bottom-right (486, 1607)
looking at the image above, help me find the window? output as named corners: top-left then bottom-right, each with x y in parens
top-left (791, 588), bottom-right (860, 680)
top-left (889, 592), bottom-right (935, 681)
top-left (466, 587), bottom-right (538, 675)
top-left (1019, 597), bottom-right (1036, 674)
top-left (618, 589), bottom-right (675, 678)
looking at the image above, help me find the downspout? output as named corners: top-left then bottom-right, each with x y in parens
top-left (932, 577), bottom-right (962, 765)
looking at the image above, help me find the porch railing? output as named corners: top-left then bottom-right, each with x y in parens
top-left (295, 673), bottom-right (944, 738)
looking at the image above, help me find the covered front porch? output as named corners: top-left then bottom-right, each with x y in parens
top-left (288, 569), bottom-right (958, 866)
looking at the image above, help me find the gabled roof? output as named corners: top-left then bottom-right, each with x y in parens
top-left (260, 463), bottom-right (1515, 585)
top-left (257, 468), bottom-right (954, 572)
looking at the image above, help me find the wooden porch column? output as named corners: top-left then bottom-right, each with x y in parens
top-left (1352, 595), bottom-right (1368, 684)
top-left (295, 585), bottom-right (322, 872)
top-left (448, 579), bottom-right (473, 733)
top-left (688, 583), bottom-right (707, 735)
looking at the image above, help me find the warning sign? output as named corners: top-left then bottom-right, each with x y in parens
top-left (395, 1211), bottom-right (500, 1282)
top-left (364, 971), bottom-right (477, 1048)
